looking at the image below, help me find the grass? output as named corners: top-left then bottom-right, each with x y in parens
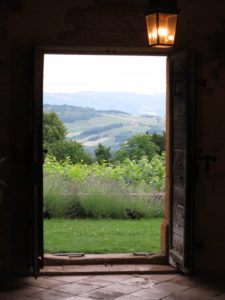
top-left (44, 218), bottom-right (162, 254)
top-left (44, 174), bottom-right (165, 219)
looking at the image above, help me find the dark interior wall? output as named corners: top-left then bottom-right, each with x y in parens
top-left (0, 0), bottom-right (225, 275)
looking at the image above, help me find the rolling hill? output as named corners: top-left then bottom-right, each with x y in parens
top-left (44, 104), bottom-right (165, 153)
top-left (44, 91), bottom-right (165, 116)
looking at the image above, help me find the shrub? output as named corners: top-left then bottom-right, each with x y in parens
top-left (43, 152), bottom-right (165, 219)
top-left (44, 175), bottom-right (164, 219)
top-left (43, 174), bottom-right (82, 218)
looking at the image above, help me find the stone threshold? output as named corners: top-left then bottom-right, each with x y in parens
top-left (40, 263), bottom-right (176, 276)
top-left (44, 253), bottom-right (167, 266)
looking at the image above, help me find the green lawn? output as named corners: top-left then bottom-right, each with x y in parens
top-left (44, 218), bottom-right (162, 254)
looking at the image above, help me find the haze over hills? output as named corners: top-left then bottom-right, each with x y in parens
top-left (44, 91), bottom-right (165, 117)
top-left (44, 103), bottom-right (165, 154)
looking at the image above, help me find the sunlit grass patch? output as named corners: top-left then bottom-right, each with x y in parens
top-left (44, 218), bottom-right (162, 254)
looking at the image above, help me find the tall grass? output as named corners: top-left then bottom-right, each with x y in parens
top-left (44, 174), bottom-right (164, 219)
top-left (44, 174), bottom-right (81, 218)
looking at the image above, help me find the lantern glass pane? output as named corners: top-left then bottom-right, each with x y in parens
top-left (146, 13), bottom-right (157, 46)
top-left (158, 13), bottom-right (177, 45)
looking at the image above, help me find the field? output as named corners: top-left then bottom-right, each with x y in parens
top-left (44, 218), bottom-right (162, 253)
top-left (44, 103), bottom-right (165, 153)
top-left (66, 113), bottom-right (165, 151)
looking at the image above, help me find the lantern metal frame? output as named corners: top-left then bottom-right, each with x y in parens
top-left (146, 0), bottom-right (180, 48)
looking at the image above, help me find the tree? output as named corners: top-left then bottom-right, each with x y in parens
top-left (43, 112), bottom-right (92, 164)
top-left (95, 143), bottom-right (111, 164)
top-left (43, 112), bottom-right (67, 149)
top-left (48, 140), bottom-right (92, 164)
top-left (114, 134), bottom-right (159, 162)
top-left (148, 132), bottom-right (165, 154)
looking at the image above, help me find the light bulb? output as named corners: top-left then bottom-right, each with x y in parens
top-left (158, 28), bottom-right (168, 36)
top-left (168, 35), bottom-right (174, 41)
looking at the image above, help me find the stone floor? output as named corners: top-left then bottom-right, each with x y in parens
top-left (0, 273), bottom-right (225, 299)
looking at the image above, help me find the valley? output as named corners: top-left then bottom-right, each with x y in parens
top-left (44, 104), bottom-right (165, 153)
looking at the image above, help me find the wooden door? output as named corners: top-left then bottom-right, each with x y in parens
top-left (32, 49), bottom-right (44, 277)
top-left (168, 51), bottom-right (196, 273)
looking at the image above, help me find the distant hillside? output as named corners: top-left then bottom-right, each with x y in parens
top-left (43, 104), bottom-right (165, 153)
top-left (44, 91), bottom-right (165, 116)
top-left (44, 104), bottom-right (130, 123)
top-left (44, 104), bottom-right (101, 123)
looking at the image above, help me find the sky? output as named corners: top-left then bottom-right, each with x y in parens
top-left (43, 54), bottom-right (166, 95)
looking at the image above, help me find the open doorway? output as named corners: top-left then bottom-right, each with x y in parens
top-left (33, 49), bottom-right (196, 276)
top-left (42, 54), bottom-right (167, 256)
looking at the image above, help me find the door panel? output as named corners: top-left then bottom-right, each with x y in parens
top-left (32, 49), bottom-right (44, 277)
top-left (168, 51), bottom-right (196, 273)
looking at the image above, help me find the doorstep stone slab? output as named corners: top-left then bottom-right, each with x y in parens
top-left (44, 253), bottom-right (167, 266)
top-left (40, 264), bottom-right (176, 276)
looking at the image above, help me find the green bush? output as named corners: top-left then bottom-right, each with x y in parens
top-left (43, 153), bottom-right (165, 219)
top-left (44, 152), bottom-right (165, 191)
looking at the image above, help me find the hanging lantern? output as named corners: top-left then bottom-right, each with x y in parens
top-left (146, 0), bottom-right (179, 48)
